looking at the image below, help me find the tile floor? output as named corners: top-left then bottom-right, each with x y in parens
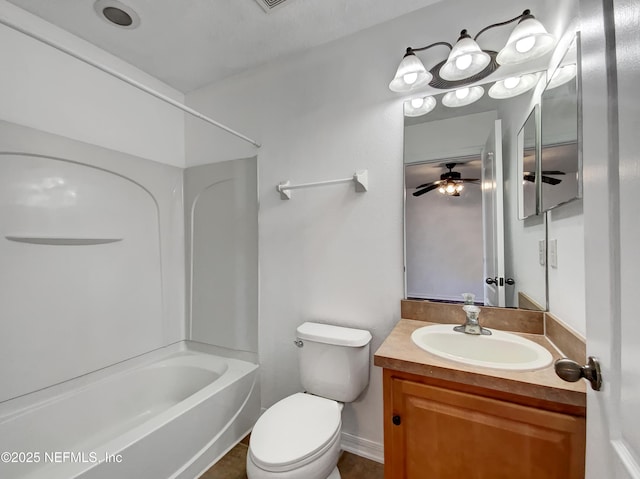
top-left (200, 438), bottom-right (384, 479)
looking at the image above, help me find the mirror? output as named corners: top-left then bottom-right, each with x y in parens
top-left (541, 35), bottom-right (581, 211)
top-left (404, 77), bottom-right (547, 310)
top-left (518, 107), bottom-right (538, 219)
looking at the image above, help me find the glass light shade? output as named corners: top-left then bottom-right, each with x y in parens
top-left (547, 63), bottom-right (577, 89)
top-left (488, 73), bottom-right (538, 99)
top-left (439, 180), bottom-right (464, 195)
top-left (439, 37), bottom-right (491, 81)
top-left (389, 53), bottom-right (432, 92)
top-left (404, 96), bottom-right (437, 117)
top-left (497, 17), bottom-right (555, 65)
top-left (442, 86), bottom-right (485, 107)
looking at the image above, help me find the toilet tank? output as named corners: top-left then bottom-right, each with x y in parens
top-left (296, 322), bottom-right (372, 402)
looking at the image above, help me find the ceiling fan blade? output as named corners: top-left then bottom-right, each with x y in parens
top-left (413, 183), bottom-right (440, 196)
top-left (541, 170), bottom-right (566, 175)
top-left (524, 173), bottom-right (563, 185)
top-left (541, 175), bottom-right (563, 185)
top-left (415, 181), bottom-right (437, 189)
top-left (458, 178), bottom-right (480, 182)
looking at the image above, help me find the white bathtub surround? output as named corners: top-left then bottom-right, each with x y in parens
top-left (184, 159), bottom-right (259, 356)
top-left (0, 120), bottom-right (261, 477)
top-left (0, 342), bottom-right (259, 479)
top-left (0, 121), bottom-right (185, 403)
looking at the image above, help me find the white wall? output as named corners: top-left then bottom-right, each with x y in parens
top-left (405, 184), bottom-right (484, 302)
top-left (0, 1), bottom-right (185, 167)
top-left (185, 0), bottom-right (584, 455)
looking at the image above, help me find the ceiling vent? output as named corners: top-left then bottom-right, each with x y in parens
top-left (254, 0), bottom-right (295, 13)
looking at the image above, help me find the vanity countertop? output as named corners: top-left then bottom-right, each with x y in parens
top-left (374, 318), bottom-right (586, 413)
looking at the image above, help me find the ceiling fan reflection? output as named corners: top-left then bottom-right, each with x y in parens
top-left (523, 170), bottom-right (566, 185)
top-left (413, 162), bottom-right (479, 197)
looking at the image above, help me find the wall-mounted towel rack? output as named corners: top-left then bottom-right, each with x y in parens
top-left (276, 170), bottom-right (368, 200)
top-left (6, 236), bottom-right (123, 246)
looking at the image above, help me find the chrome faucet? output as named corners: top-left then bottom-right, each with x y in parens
top-left (454, 305), bottom-right (492, 335)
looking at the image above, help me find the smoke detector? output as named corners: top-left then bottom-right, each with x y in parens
top-left (254, 0), bottom-right (296, 13)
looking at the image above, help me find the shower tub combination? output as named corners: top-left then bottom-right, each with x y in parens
top-left (0, 343), bottom-right (259, 479)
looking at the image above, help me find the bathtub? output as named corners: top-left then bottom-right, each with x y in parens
top-left (0, 342), bottom-right (259, 479)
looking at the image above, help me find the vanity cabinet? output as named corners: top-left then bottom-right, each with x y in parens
top-left (383, 369), bottom-right (586, 479)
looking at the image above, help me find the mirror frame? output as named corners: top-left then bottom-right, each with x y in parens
top-left (517, 105), bottom-right (540, 219)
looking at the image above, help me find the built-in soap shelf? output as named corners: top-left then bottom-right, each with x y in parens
top-left (5, 236), bottom-right (123, 246)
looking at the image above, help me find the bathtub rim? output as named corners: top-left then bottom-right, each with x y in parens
top-left (0, 340), bottom-right (257, 421)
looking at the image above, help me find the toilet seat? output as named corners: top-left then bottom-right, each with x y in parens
top-left (249, 393), bottom-right (342, 473)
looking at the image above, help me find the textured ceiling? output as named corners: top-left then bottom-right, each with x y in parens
top-left (7, 0), bottom-right (444, 92)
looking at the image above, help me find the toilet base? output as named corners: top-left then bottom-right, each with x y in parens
top-left (246, 433), bottom-right (341, 479)
top-left (327, 466), bottom-right (341, 479)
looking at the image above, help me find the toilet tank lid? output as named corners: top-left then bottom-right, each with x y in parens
top-left (296, 322), bottom-right (372, 347)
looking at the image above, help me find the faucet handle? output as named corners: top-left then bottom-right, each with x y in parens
top-left (462, 305), bottom-right (481, 318)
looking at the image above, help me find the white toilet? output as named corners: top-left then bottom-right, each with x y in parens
top-left (246, 322), bottom-right (372, 479)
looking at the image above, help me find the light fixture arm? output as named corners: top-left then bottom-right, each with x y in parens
top-left (406, 42), bottom-right (453, 55)
top-left (473, 9), bottom-right (532, 41)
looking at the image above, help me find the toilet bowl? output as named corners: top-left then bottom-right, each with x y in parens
top-left (246, 322), bottom-right (372, 479)
top-left (246, 393), bottom-right (342, 479)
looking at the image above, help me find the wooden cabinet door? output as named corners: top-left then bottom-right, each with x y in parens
top-left (385, 375), bottom-right (585, 479)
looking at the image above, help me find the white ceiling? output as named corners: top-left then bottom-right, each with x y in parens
top-left (6, 0), bottom-right (444, 92)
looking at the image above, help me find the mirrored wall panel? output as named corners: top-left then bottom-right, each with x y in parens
top-left (518, 107), bottom-right (538, 219)
top-left (541, 35), bottom-right (581, 211)
top-left (404, 78), bottom-right (547, 310)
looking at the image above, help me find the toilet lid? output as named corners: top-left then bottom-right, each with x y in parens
top-left (250, 393), bottom-right (341, 471)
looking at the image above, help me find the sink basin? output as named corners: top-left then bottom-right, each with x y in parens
top-left (410, 324), bottom-right (553, 371)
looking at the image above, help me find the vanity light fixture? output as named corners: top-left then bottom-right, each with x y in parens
top-left (439, 31), bottom-right (490, 81)
top-left (496, 12), bottom-right (555, 65)
top-left (442, 86), bottom-right (485, 107)
top-left (488, 73), bottom-right (539, 99)
top-left (546, 63), bottom-right (577, 89)
top-left (404, 96), bottom-right (437, 117)
top-left (389, 9), bottom-right (554, 93)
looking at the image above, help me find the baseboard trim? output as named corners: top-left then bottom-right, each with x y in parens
top-left (340, 432), bottom-right (384, 464)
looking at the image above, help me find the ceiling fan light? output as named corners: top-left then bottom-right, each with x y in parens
top-left (439, 36), bottom-right (491, 81)
top-left (389, 53), bottom-right (433, 92)
top-left (547, 63), bottom-right (577, 89)
top-left (442, 85), bottom-right (484, 107)
top-left (497, 16), bottom-right (555, 65)
top-left (404, 96), bottom-right (437, 117)
top-left (438, 186), bottom-right (446, 194)
top-left (488, 73), bottom-right (538, 99)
